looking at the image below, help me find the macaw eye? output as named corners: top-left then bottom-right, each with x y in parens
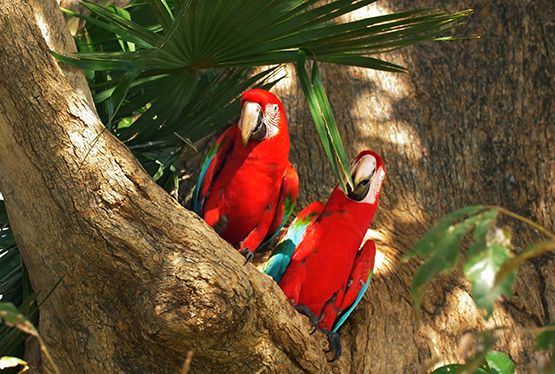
top-left (347, 168), bottom-right (375, 201)
top-left (250, 110), bottom-right (266, 141)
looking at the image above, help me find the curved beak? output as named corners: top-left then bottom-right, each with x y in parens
top-left (354, 156), bottom-right (376, 183)
top-left (238, 101), bottom-right (261, 147)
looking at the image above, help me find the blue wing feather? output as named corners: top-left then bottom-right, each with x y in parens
top-left (260, 165), bottom-right (298, 249)
top-left (191, 127), bottom-right (236, 215)
top-left (192, 147), bottom-right (218, 214)
top-left (332, 269), bottom-right (373, 332)
top-left (262, 202), bottom-right (324, 282)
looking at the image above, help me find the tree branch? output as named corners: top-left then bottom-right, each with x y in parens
top-left (0, 1), bottom-right (331, 372)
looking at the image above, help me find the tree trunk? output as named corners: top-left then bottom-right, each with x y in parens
top-left (266, 1), bottom-right (554, 372)
top-left (0, 1), bottom-right (553, 374)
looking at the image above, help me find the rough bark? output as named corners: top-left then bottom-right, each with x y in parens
top-left (0, 0), bottom-right (553, 374)
top-left (264, 1), bottom-right (554, 372)
top-left (0, 1), bottom-right (330, 373)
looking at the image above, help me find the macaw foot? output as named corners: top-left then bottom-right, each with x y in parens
top-left (293, 305), bottom-right (319, 334)
top-left (321, 328), bottom-right (342, 362)
top-left (238, 248), bottom-right (254, 264)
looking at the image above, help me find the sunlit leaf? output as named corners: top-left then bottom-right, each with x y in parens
top-left (406, 207), bottom-right (498, 316)
top-left (403, 206), bottom-right (489, 261)
top-left (296, 50), bottom-right (352, 192)
top-left (0, 356), bottom-right (27, 370)
top-left (536, 322), bottom-right (555, 352)
top-left (485, 351), bottom-right (515, 374)
top-left (430, 365), bottom-right (488, 374)
top-left (463, 228), bottom-right (515, 319)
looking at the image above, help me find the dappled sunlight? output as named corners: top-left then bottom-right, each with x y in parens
top-left (345, 62), bottom-right (424, 155)
top-left (34, 13), bottom-right (52, 48)
top-left (349, 2), bottom-right (392, 21)
top-left (418, 286), bottom-right (526, 371)
top-left (265, 65), bottom-right (290, 87)
top-left (364, 229), bottom-right (392, 275)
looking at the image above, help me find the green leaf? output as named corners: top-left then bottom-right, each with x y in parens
top-left (61, 7), bottom-right (157, 49)
top-left (485, 351), bottom-right (515, 374)
top-left (430, 365), bottom-right (489, 374)
top-left (463, 228), bottom-right (515, 319)
top-left (310, 57), bottom-right (353, 189)
top-left (536, 322), bottom-right (555, 352)
top-left (107, 5), bottom-right (136, 52)
top-left (50, 50), bottom-right (140, 72)
top-left (296, 50), bottom-right (352, 192)
top-left (319, 54), bottom-right (406, 72)
top-left (80, 0), bottom-right (163, 47)
top-left (408, 207), bottom-right (498, 316)
top-left (148, 0), bottom-right (174, 34)
top-left (106, 68), bottom-right (141, 127)
top-left (0, 356), bottom-right (27, 370)
top-left (404, 206), bottom-right (489, 261)
top-left (495, 239), bottom-right (555, 288)
top-left (0, 303), bottom-right (38, 337)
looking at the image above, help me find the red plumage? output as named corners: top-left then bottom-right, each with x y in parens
top-left (277, 150), bottom-right (385, 331)
top-left (193, 89), bottom-right (298, 260)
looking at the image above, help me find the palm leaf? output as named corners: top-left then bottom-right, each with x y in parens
top-left (296, 50), bottom-right (353, 193)
top-left (0, 199), bottom-right (38, 360)
top-left (55, 0), bottom-right (472, 195)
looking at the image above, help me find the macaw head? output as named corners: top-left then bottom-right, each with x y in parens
top-left (238, 89), bottom-right (286, 147)
top-left (346, 150), bottom-right (385, 204)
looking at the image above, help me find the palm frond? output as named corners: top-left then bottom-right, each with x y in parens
top-left (0, 199), bottom-right (38, 359)
top-left (56, 0), bottom-right (473, 195)
top-left (296, 50), bottom-right (353, 193)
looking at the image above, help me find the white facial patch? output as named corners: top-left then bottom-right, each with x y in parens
top-left (365, 166), bottom-right (385, 204)
top-left (263, 103), bottom-right (280, 138)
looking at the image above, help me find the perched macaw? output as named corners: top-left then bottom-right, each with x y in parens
top-left (263, 150), bottom-right (385, 361)
top-left (192, 89), bottom-right (299, 262)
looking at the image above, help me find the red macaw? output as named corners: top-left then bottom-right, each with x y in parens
top-left (192, 89), bottom-right (298, 262)
top-left (263, 150), bottom-right (385, 361)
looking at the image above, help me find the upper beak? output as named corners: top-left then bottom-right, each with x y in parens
top-left (238, 101), bottom-right (261, 147)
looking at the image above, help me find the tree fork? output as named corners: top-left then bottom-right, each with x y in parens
top-left (0, 1), bottom-right (330, 372)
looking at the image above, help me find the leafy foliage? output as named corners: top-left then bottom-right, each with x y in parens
top-left (0, 302), bottom-right (59, 374)
top-left (535, 322), bottom-right (555, 373)
top-left (296, 50), bottom-right (353, 193)
top-left (431, 331), bottom-right (514, 374)
top-left (56, 0), bottom-right (472, 196)
top-left (485, 351), bottom-right (515, 374)
top-left (431, 350), bottom-right (514, 374)
top-left (406, 205), bottom-right (555, 372)
top-left (403, 206), bottom-right (515, 318)
top-left (405, 205), bottom-right (555, 322)
top-left (0, 199), bottom-right (38, 361)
